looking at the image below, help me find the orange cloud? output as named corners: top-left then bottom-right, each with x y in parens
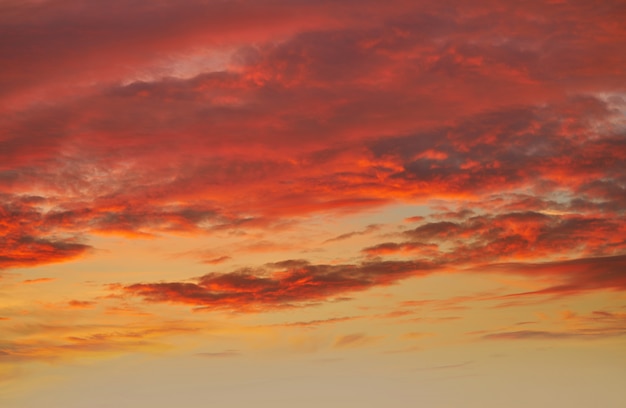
top-left (268, 316), bottom-right (359, 329)
top-left (0, 322), bottom-right (201, 364)
top-left (21, 278), bottom-right (55, 285)
top-left (482, 325), bottom-right (626, 340)
top-left (333, 333), bottom-right (380, 349)
top-left (67, 300), bottom-right (96, 309)
top-left (196, 350), bottom-right (240, 358)
top-left (201, 256), bottom-right (232, 265)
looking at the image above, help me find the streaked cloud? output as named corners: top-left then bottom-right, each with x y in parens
top-left (196, 349), bottom-right (240, 358)
top-left (333, 333), bottom-right (381, 349)
top-left (123, 259), bottom-right (436, 311)
top-left (21, 277), bottom-right (55, 285)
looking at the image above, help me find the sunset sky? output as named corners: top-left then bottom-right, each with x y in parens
top-left (1, 0), bottom-right (626, 407)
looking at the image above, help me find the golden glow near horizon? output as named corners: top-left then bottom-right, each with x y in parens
top-left (1, 1), bottom-right (625, 407)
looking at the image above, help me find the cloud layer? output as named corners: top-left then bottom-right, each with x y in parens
top-left (1, 0), bottom-right (624, 315)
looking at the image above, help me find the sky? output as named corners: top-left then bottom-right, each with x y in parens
top-left (1, 0), bottom-right (625, 406)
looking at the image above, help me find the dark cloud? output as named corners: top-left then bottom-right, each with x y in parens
top-left (0, 197), bottom-right (91, 270)
top-left (483, 254), bottom-right (626, 298)
top-left (372, 210), bottom-right (626, 264)
top-left (124, 259), bottom-right (436, 311)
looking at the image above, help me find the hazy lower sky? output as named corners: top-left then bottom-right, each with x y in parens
top-left (1, 1), bottom-right (625, 407)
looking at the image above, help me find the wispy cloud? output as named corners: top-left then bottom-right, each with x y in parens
top-left (21, 278), bottom-right (55, 285)
top-left (333, 333), bottom-right (381, 349)
top-left (196, 349), bottom-right (240, 358)
top-left (267, 316), bottom-right (359, 329)
top-left (323, 224), bottom-right (382, 244)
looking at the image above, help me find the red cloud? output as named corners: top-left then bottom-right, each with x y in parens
top-left (370, 210), bottom-right (626, 265)
top-left (0, 196), bottom-right (90, 270)
top-left (201, 256), bottom-right (232, 265)
top-left (1, 0), bottom-right (625, 277)
top-left (123, 259), bottom-right (436, 311)
top-left (484, 254), bottom-right (626, 298)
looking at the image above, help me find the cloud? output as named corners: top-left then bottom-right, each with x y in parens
top-left (482, 330), bottom-right (579, 340)
top-left (1, 0), bottom-right (624, 324)
top-left (0, 197), bottom-right (70, 260)
top-left (369, 209), bottom-right (625, 265)
top-left (122, 247), bottom-right (625, 312)
top-left (0, 322), bottom-right (201, 363)
top-left (383, 345), bottom-right (423, 354)
top-left (479, 306), bottom-right (626, 342)
top-left (412, 361), bottom-right (473, 371)
top-left (333, 333), bottom-right (380, 349)
top-left (67, 300), bottom-right (96, 309)
top-left (1, 4), bottom-right (625, 401)
top-left (123, 259), bottom-right (436, 311)
top-left (196, 349), bottom-right (240, 358)
top-left (0, 235), bottom-right (90, 270)
top-left (201, 256), bottom-right (232, 265)
top-left (323, 224), bottom-right (381, 243)
top-left (21, 277), bottom-right (55, 285)
top-left (3, 3), bottom-right (624, 199)
top-left (402, 332), bottom-right (434, 340)
top-left (482, 327), bottom-right (626, 340)
top-left (268, 316), bottom-right (359, 328)
top-left (0, 195), bottom-right (91, 270)
top-left (363, 242), bottom-right (439, 257)
top-left (2, 0), bottom-right (385, 109)
top-left (483, 255), bottom-right (626, 298)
